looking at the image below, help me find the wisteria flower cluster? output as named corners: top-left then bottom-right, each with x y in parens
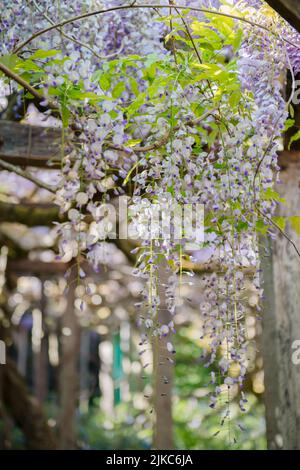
top-left (1, 0), bottom-right (299, 423)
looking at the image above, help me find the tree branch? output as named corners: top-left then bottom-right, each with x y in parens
top-left (0, 62), bottom-right (58, 112)
top-left (32, 0), bottom-right (124, 62)
top-left (108, 108), bottom-right (216, 154)
top-left (0, 159), bottom-right (57, 193)
top-left (13, 3), bottom-right (300, 54)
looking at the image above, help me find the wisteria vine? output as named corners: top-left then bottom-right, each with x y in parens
top-left (1, 0), bottom-right (300, 432)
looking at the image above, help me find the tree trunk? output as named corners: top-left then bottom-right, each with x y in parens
top-left (153, 261), bottom-right (173, 450)
top-left (79, 329), bottom-right (90, 413)
top-left (0, 280), bottom-right (56, 449)
top-left (2, 358), bottom-right (57, 449)
top-left (261, 155), bottom-right (300, 449)
top-left (58, 268), bottom-right (80, 449)
top-left (0, 365), bottom-right (13, 449)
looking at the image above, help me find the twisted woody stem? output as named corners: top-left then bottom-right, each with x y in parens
top-left (13, 3), bottom-right (300, 54)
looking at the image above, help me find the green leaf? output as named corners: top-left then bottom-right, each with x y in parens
top-left (229, 90), bottom-right (241, 107)
top-left (256, 219), bottom-right (269, 235)
top-left (123, 161), bottom-right (140, 186)
top-left (47, 57), bottom-right (68, 67)
top-left (0, 54), bottom-right (20, 70)
top-left (92, 71), bottom-right (111, 91)
top-left (126, 92), bottom-right (146, 116)
top-left (15, 60), bottom-right (43, 72)
top-left (112, 81), bottom-right (125, 99)
top-left (122, 54), bottom-right (142, 62)
top-left (24, 92), bottom-right (35, 99)
top-left (284, 118), bottom-right (295, 131)
top-left (289, 216), bottom-right (300, 236)
top-left (207, 15), bottom-right (235, 42)
top-left (143, 63), bottom-right (157, 82)
top-left (236, 220), bottom-right (249, 232)
top-left (30, 49), bottom-right (60, 60)
top-left (126, 139), bottom-right (142, 147)
top-left (232, 28), bottom-right (243, 51)
top-left (192, 63), bottom-right (229, 83)
top-left (68, 88), bottom-right (100, 102)
top-left (192, 63), bottom-right (222, 73)
top-left (144, 53), bottom-right (160, 67)
top-left (273, 216), bottom-right (286, 232)
top-left (60, 104), bottom-right (70, 128)
top-left (288, 129), bottom-right (300, 150)
top-left (213, 162), bottom-right (227, 170)
top-left (99, 74), bottom-right (111, 91)
top-left (167, 185), bottom-right (175, 197)
top-left (129, 77), bottom-right (139, 96)
top-left (263, 188), bottom-right (286, 204)
top-left (191, 22), bottom-right (222, 48)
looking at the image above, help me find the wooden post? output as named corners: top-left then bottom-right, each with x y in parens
top-left (0, 365), bottom-right (13, 449)
top-left (33, 281), bottom-right (48, 404)
top-left (16, 327), bottom-right (28, 377)
top-left (0, 121), bottom-right (61, 167)
top-left (79, 329), bottom-right (90, 413)
top-left (99, 339), bottom-right (114, 415)
top-left (58, 266), bottom-right (80, 449)
top-left (261, 155), bottom-right (300, 449)
top-left (153, 260), bottom-right (173, 450)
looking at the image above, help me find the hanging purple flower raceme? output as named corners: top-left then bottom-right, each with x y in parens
top-left (1, 0), bottom-right (299, 424)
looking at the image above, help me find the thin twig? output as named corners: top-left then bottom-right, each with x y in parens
top-left (13, 4), bottom-right (300, 54)
top-left (172, 5), bottom-right (214, 100)
top-left (0, 61), bottom-right (83, 130)
top-left (168, 0), bottom-right (178, 65)
top-left (252, 43), bottom-right (300, 259)
top-left (108, 108), bottom-right (215, 153)
top-left (0, 62), bottom-right (58, 111)
top-left (32, 0), bottom-right (124, 61)
top-left (256, 204), bottom-right (300, 258)
top-left (0, 159), bottom-right (57, 193)
top-left (174, 5), bottom-right (202, 65)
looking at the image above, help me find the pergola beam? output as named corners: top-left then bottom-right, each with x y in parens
top-left (0, 201), bottom-right (61, 226)
top-left (266, 0), bottom-right (300, 33)
top-left (0, 121), bottom-right (61, 168)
